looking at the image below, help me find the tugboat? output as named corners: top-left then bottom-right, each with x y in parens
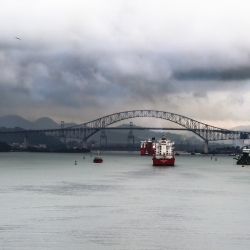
top-left (93, 150), bottom-right (103, 163)
top-left (234, 147), bottom-right (250, 165)
top-left (152, 135), bottom-right (175, 166)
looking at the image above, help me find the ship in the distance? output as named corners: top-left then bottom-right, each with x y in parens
top-left (140, 138), bottom-right (155, 156)
top-left (93, 150), bottom-right (103, 163)
top-left (152, 135), bottom-right (175, 166)
top-left (234, 147), bottom-right (250, 165)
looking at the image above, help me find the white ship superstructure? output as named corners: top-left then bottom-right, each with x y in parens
top-left (153, 135), bottom-right (175, 166)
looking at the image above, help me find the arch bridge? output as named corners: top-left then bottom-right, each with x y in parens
top-left (1, 110), bottom-right (249, 153)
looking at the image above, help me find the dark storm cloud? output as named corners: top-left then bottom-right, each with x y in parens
top-left (1, 51), bottom-right (250, 128)
top-left (0, 50), bottom-right (133, 109)
top-left (173, 67), bottom-right (250, 81)
top-left (1, 49), bottom-right (250, 112)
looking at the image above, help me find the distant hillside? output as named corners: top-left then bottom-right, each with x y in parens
top-left (231, 125), bottom-right (250, 131)
top-left (0, 127), bottom-right (63, 148)
top-left (0, 115), bottom-right (77, 130)
top-left (0, 115), bottom-right (35, 129)
top-left (33, 117), bottom-right (59, 129)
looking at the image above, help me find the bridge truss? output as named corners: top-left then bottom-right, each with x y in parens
top-left (1, 110), bottom-right (249, 142)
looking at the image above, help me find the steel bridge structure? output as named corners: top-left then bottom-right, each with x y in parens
top-left (0, 110), bottom-right (249, 153)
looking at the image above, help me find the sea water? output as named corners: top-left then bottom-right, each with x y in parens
top-left (0, 152), bottom-right (250, 250)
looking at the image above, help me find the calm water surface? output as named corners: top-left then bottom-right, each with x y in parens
top-left (1, 152), bottom-right (250, 250)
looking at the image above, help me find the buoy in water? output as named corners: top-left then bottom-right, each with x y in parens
top-left (75, 161), bottom-right (77, 165)
top-left (242, 165), bottom-right (244, 167)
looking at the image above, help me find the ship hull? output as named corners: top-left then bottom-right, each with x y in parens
top-left (140, 149), bottom-right (148, 155)
top-left (153, 157), bottom-right (175, 166)
top-left (93, 158), bottom-right (103, 163)
top-left (236, 160), bottom-right (250, 165)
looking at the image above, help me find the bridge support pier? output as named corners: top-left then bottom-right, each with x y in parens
top-left (82, 139), bottom-right (87, 149)
top-left (100, 129), bottom-right (107, 147)
top-left (127, 122), bottom-right (135, 146)
top-left (24, 136), bottom-right (28, 149)
top-left (204, 140), bottom-right (209, 154)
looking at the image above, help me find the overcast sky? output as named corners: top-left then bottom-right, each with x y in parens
top-left (1, 0), bottom-right (250, 128)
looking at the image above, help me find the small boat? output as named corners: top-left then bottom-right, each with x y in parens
top-left (93, 151), bottom-right (103, 163)
top-left (234, 147), bottom-right (250, 165)
top-left (191, 152), bottom-right (195, 155)
top-left (175, 152), bottom-right (180, 156)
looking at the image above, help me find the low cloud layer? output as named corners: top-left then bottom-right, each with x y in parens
top-left (1, 1), bottom-right (250, 128)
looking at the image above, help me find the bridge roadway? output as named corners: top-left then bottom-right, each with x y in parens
top-left (0, 110), bottom-right (249, 153)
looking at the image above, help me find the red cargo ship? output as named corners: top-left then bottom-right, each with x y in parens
top-left (152, 135), bottom-right (175, 166)
top-left (141, 139), bottom-right (155, 156)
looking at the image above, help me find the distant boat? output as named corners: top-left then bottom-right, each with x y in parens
top-left (93, 151), bottom-right (103, 163)
top-left (234, 147), bottom-right (250, 165)
top-left (191, 152), bottom-right (195, 155)
top-left (141, 139), bottom-right (155, 156)
top-left (175, 152), bottom-right (180, 156)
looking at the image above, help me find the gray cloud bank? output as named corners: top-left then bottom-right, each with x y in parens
top-left (1, 49), bottom-right (249, 121)
top-left (1, 0), bottom-right (250, 126)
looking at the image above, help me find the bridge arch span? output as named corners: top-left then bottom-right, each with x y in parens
top-left (70, 110), bottom-right (231, 141)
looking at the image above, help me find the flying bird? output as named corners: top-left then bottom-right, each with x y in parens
top-left (15, 37), bottom-right (21, 40)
